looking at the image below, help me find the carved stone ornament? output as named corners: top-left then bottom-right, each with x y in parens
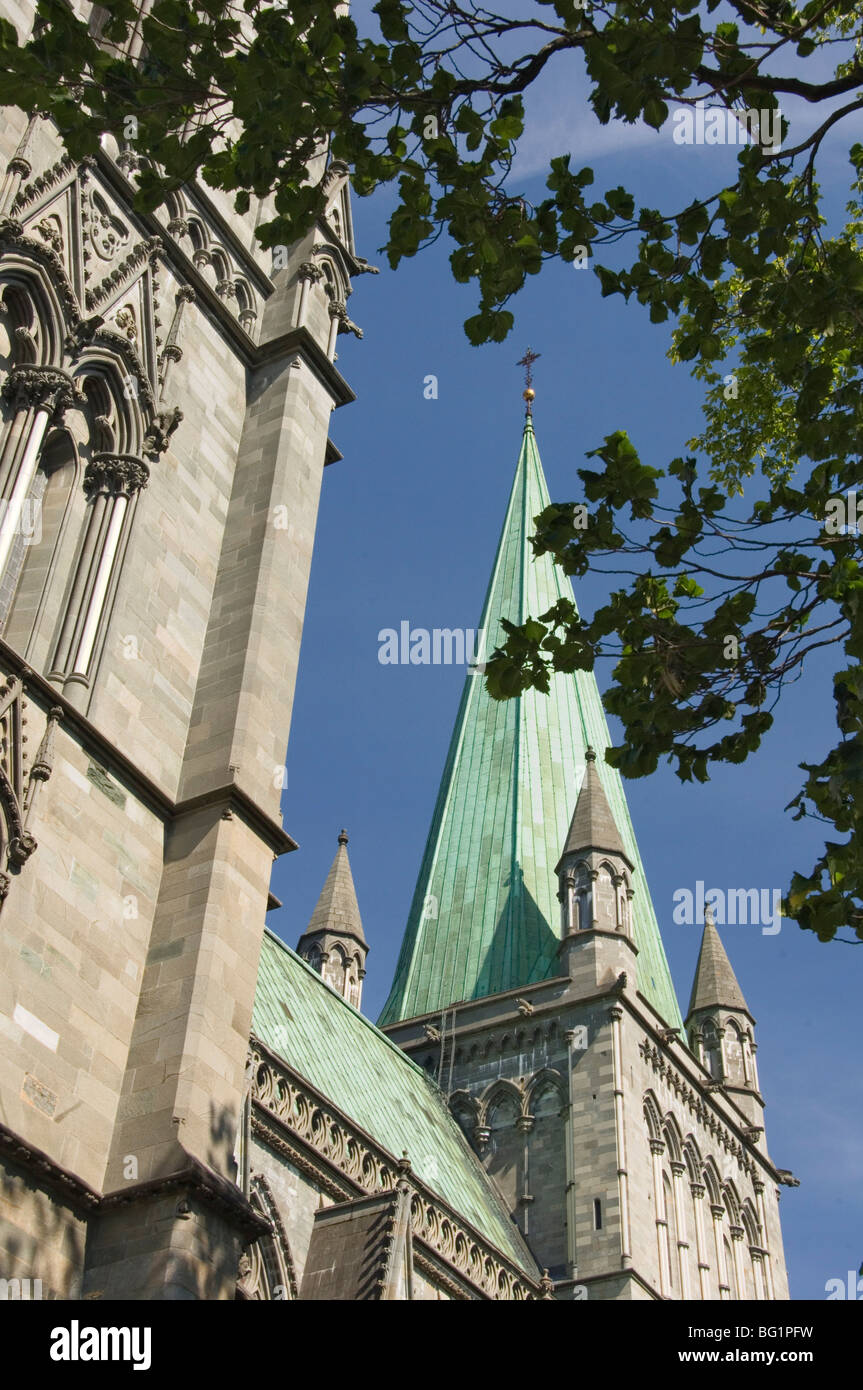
top-left (1, 366), bottom-right (82, 418)
top-left (143, 405), bottom-right (183, 458)
top-left (115, 149), bottom-right (140, 178)
top-left (86, 189), bottom-right (131, 262)
top-left (0, 681), bottom-right (61, 906)
top-left (86, 235), bottom-right (162, 313)
top-left (328, 299), bottom-right (363, 339)
top-left (10, 154), bottom-right (75, 216)
top-left (33, 216), bottom-right (64, 256)
top-left (112, 306), bottom-right (137, 342)
top-left (84, 453), bottom-right (150, 499)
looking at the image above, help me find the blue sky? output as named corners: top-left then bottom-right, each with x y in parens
top-left (267, 36), bottom-right (862, 1300)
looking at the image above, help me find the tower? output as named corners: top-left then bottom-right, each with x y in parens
top-left (296, 829), bottom-right (368, 1008)
top-left (555, 745), bottom-right (637, 994)
top-left (0, 2), bottom-right (365, 1299)
top-left (381, 400), bottom-right (793, 1300)
top-left (686, 911), bottom-right (764, 1135)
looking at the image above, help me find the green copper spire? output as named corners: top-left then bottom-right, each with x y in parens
top-left (379, 415), bottom-right (682, 1030)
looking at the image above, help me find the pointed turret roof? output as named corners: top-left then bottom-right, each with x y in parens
top-left (687, 913), bottom-right (750, 1020)
top-left (555, 746), bottom-right (632, 872)
top-left (379, 415), bottom-right (682, 1029)
top-left (299, 830), bottom-right (367, 950)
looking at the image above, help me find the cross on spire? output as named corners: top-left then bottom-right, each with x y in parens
top-left (516, 348), bottom-right (541, 415)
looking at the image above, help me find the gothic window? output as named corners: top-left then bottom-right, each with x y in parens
top-left (187, 219), bottom-right (210, 274)
top-left (236, 1178), bottom-right (297, 1300)
top-left (617, 874), bottom-right (632, 936)
top-left (1, 428), bottom-right (77, 646)
top-left (320, 262), bottom-right (337, 302)
top-left (449, 1093), bottom-right (478, 1144)
top-left (346, 960), bottom-right (360, 1007)
top-left (527, 1075), bottom-right (567, 1274)
top-left (663, 1172), bottom-right (676, 1292)
top-left (743, 1204), bottom-right (765, 1300)
top-left (591, 861), bottom-right (613, 927)
top-left (723, 1020), bottom-right (746, 1086)
top-left (81, 375), bottom-right (115, 452)
top-left (683, 1140), bottom-right (706, 1298)
top-left (324, 942), bottom-right (347, 993)
top-left (485, 1089), bottom-right (521, 1213)
top-left (0, 286), bottom-right (39, 373)
top-left (701, 1020), bottom-right (723, 1080)
top-left (487, 1092), bottom-right (519, 1135)
top-left (44, 361), bottom-right (148, 689)
top-left (574, 863), bottom-right (591, 930)
top-left (234, 280), bottom-right (257, 335)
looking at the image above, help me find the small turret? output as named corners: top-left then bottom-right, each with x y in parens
top-left (296, 830), bottom-right (368, 1009)
top-left (686, 910), bottom-right (764, 1132)
top-left (555, 748), bottom-right (638, 991)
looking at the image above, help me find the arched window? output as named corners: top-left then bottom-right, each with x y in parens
top-left (723, 1019), bottom-right (747, 1086)
top-left (701, 1020), bottom-right (723, 1080)
top-left (324, 942), bottom-right (347, 993)
top-left (237, 1177), bottom-right (297, 1300)
top-left (320, 261), bottom-right (338, 302)
top-left (0, 285), bottom-right (39, 373)
top-left (574, 862), bottom-right (591, 930)
top-left (449, 1091), bottom-right (478, 1144)
top-left (663, 1172), bottom-right (676, 1292)
top-left (595, 862), bottom-right (616, 928)
top-left (724, 1235), bottom-right (738, 1298)
top-left (1, 428), bottom-right (77, 648)
top-left (484, 1088), bottom-right (521, 1215)
top-left (528, 1076), bottom-right (567, 1275)
top-left (743, 1203), bottom-right (765, 1300)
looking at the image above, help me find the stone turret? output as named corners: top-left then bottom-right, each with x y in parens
top-left (686, 911), bottom-right (764, 1133)
top-left (555, 747), bottom-right (638, 992)
top-left (297, 830), bottom-right (368, 1009)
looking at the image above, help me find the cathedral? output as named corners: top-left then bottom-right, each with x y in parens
top-left (0, 0), bottom-right (794, 1302)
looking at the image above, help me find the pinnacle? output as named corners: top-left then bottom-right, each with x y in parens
top-left (686, 913), bottom-right (751, 1021)
top-left (299, 829), bottom-right (367, 949)
top-left (555, 746), bottom-right (632, 872)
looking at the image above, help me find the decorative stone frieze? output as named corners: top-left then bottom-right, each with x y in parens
top-left (249, 1041), bottom-right (541, 1301)
top-left (10, 154), bottom-right (75, 215)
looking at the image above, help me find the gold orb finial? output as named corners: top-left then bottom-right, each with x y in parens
top-left (517, 349), bottom-right (541, 417)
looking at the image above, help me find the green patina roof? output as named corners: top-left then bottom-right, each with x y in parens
top-left (379, 417), bottom-right (683, 1031)
top-left (253, 929), bottom-right (538, 1275)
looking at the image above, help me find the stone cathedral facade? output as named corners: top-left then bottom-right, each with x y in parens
top-left (0, 1), bottom-right (794, 1302)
